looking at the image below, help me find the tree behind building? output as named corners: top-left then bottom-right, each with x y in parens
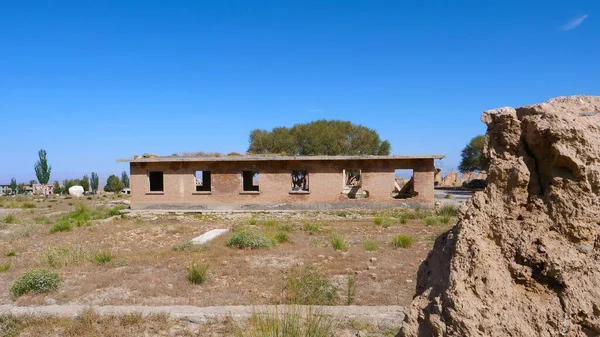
top-left (458, 135), bottom-right (489, 173)
top-left (104, 175), bottom-right (125, 193)
top-left (34, 149), bottom-right (52, 184)
top-left (121, 171), bottom-right (130, 188)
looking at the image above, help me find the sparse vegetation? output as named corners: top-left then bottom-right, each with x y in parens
top-left (10, 269), bottom-right (60, 297)
top-left (303, 222), bottom-right (323, 235)
top-left (399, 215), bottom-right (408, 224)
top-left (284, 268), bottom-right (338, 305)
top-left (424, 217), bottom-right (439, 226)
top-left (172, 240), bottom-right (193, 251)
top-left (232, 305), bottom-right (334, 337)
top-left (34, 216), bottom-right (51, 224)
top-left (439, 216), bottom-right (452, 224)
top-left (346, 274), bottom-right (356, 305)
top-left (49, 204), bottom-right (122, 233)
top-left (274, 231), bottom-right (290, 243)
top-left (50, 219), bottom-right (73, 233)
top-left (336, 210), bottom-right (351, 217)
top-left (94, 252), bottom-right (113, 264)
top-left (436, 204), bottom-right (459, 217)
top-left (392, 234), bottom-right (414, 248)
top-left (373, 217), bottom-right (383, 225)
top-left (1, 213), bottom-right (18, 224)
top-left (187, 260), bottom-right (209, 285)
top-left (21, 203), bottom-right (36, 209)
top-left (330, 232), bottom-right (348, 251)
top-left (0, 264), bottom-right (10, 272)
top-left (5, 250), bottom-right (16, 257)
top-left (226, 230), bottom-right (276, 249)
top-left (40, 246), bottom-right (90, 267)
top-left (363, 240), bottom-right (377, 251)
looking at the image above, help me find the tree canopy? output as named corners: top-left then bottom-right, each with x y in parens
top-left (458, 135), bottom-right (489, 173)
top-left (91, 172), bottom-right (99, 194)
top-left (104, 175), bottom-right (125, 193)
top-left (34, 149), bottom-right (51, 184)
top-left (248, 120), bottom-right (391, 156)
top-left (121, 171), bottom-right (130, 188)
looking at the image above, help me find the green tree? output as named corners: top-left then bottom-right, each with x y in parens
top-left (34, 149), bottom-right (52, 184)
top-left (9, 178), bottom-right (17, 195)
top-left (248, 120), bottom-right (391, 156)
top-left (91, 172), bottom-right (99, 194)
top-left (80, 175), bottom-right (90, 192)
top-left (458, 135), bottom-right (488, 173)
top-left (121, 171), bottom-right (130, 188)
top-left (29, 180), bottom-right (37, 185)
top-left (104, 175), bottom-right (125, 193)
top-left (53, 181), bottom-right (63, 195)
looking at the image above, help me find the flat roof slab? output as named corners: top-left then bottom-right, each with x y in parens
top-left (117, 154), bottom-right (445, 163)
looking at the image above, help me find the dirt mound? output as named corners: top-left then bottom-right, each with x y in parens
top-left (398, 95), bottom-right (600, 336)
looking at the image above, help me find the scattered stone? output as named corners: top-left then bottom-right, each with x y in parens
top-left (370, 273), bottom-right (377, 280)
top-left (576, 245), bottom-right (593, 254)
top-left (317, 255), bottom-right (325, 259)
top-left (44, 298), bottom-right (57, 305)
top-left (370, 257), bottom-right (377, 263)
top-left (190, 229), bottom-right (229, 245)
top-left (368, 265), bottom-right (377, 270)
top-left (68, 185), bottom-right (84, 197)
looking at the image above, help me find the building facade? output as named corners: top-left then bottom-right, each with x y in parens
top-left (118, 155), bottom-right (444, 210)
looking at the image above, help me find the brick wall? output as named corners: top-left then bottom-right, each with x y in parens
top-left (130, 158), bottom-right (435, 209)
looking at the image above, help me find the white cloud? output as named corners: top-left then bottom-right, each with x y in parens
top-left (561, 14), bottom-right (588, 31)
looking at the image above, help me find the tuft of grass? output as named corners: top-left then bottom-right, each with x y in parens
top-left (21, 203), bottom-right (36, 209)
top-left (119, 312), bottom-right (143, 327)
top-left (277, 223), bottom-right (296, 232)
top-left (362, 240), bottom-right (377, 251)
top-left (1, 213), bottom-right (18, 224)
top-left (0, 314), bottom-right (18, 336)
top-left (50, 219), bottom-right (73, 233)
top-left (439, 216), bottom-right (451, 224)
top-left (5, 250), bottom-right (16, 257)
top-left (64, 196), bottom-right (72, 200)
top-left (392, 234), bottom-right (414, 248)
top-left (108, 207), bottom-right (122, 217)
top-left (436, 204), bottom-right (459, 217)
top-left (346, 274), bottom-right (357, 305)
top-left (302, 222), bottom-right (323, 235)
top-left (87, 196), bottom-right (93, 200)
top-left (172, 240), bottom-right (193, 251)
top-left (424, 217), bottom-right (439, 226)
top-left (329, 232), bottom-right (348, 251)
top-left (373, 217), bottom-right (383, 225)
top-left (262, 220), bottom-right (278, 229)
top-left (274, 231), bottom-right (289, 243)
top-left (247, 218), bottom-right (258, 226)
top-left (232, 305), bottom-right (334, 337)
top-left (187, 260), bottom-right (209, 285)
top-left (226, 230), bottom-right (276, 249)
top-left (10, 269), bottom-right (60, 297)
top-left (94, 252), bottom-right (113, 264)
top-left (49, 199), bottom-right (57, 202)
top-left (336, 210), bottom-right (350, 217)
top-left (399, 215), bottom-right (408, 224)
top-left (284, 268), bottom-right (338, 305)
top-left (40, 246), bottom-right (90, 267)
top-left (0, 264), bottom-right (10, 272)
top-left (34, 216), bottom-right (52, 225)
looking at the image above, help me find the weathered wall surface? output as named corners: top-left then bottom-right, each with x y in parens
top-left (398, 95), bottom-right (600, 336)
top-left (130, 159), bottom-right (434, 209)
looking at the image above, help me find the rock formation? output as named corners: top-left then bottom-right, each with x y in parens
top-left (398, 96), bottom-right (600, 336)
top-left (68, 185), bottom-right (85, 197)
top-left (441, 171), bottom-right (459, 186)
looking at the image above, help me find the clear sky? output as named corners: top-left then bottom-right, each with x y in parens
top-left (1, 0), bottom-right (598, 184)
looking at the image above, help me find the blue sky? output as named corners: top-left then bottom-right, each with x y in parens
top-left (1, 0), bottom-right (598, 184)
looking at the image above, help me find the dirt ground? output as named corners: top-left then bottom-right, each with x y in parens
top-left (0, 194), bottom-right (455, 335)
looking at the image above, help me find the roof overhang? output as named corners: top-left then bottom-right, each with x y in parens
top-left (117, 154), bottom-right (446, 163)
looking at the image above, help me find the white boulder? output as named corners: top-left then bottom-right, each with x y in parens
top-left (68, 185), bottom-right (85, 197)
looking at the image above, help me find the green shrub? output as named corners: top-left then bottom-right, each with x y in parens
top-left (336, 210), bottom-right (350, 217)
top-left (362, 240), bottom-right (377, 251)
top-left (1, 214), bottom-right (17, 224)
top-left (5, 250), bottom-right (16, 257)
top-left (0, 264), bottom-right (9, 272)
top-left (346, 274), bottom-right (356, 305)
top-left (226, 230), bottom-right (276, 249)
top-left (274, 231), bottom-right (289, 243)
top-left (232, 305), bottom-right (334, 337)
top-left (439, 216), bottom-right (451, 224)
top-left (399, 215), bottom-right (408, 224)
top-left (303, 222), bottom-right (323, 235)
top-left (21, 203), bottom-right (36, 209)
top-left (247, 218), bottom-right (258, 226)
top-left (436, 204), bottom-right (458, 217)
top-left (330, 233), bottom-right (348, 251)
top-left (50, 219), bottom-right (73, 233)
top-left (284, 268), bottom-right (338, 305)
top-left (94, 252), bottom-right (113, 264)
top-left (373, 217), bottom-right (383, 225)
top-left (424, 217), bottom-right (439, 226)
top-left (0, 315), bottom-right (18, 337)
top-left (187, 260), bottom-right (209, 285)
top-left (10, 269), bottom-right (60, 297)
top-left (392, 234), bottom-right (414, 248)
top-left (172, 241), bottom-right (193, 251)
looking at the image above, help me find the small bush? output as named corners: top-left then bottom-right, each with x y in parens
top-left (424, 217), bottom-right (439, 226)
top-left (303, 222), bottom-right (323, 235)
top-left (108, 207), bottom-right (121, 217)
top-left (94, 252), bottom-right (113, 264)
top-left (274, 231), bottom-right (289, 243)
top-left (436, 204), bottom-right (458, 217)
top-left (336, 210), bottom-right (350, 217)
top-left (5, 250), bottom-right (16, 257)
top-left (362, 240), bottom-right (377, 251)
top-left (373, 217), bottom-right (383, 225)
top-left (439, 216), bottom-right (451, 224)
top-left (50, 219), bottom-right (73, 233)
top-left (10, 269), bottom-right (60, 297)
top-left (399, 216), bottom-right (408, 224)
top-left (284, 268), bottom-right (338, 305)
top-left (187, 260), bottom-right (209, 285)
top-left (0, 264), bottom-right (9, 272)
top-left (233, 305), bottom-right (334, 337)
top-left (172, 241), bottom-right (193, 251)
top-left (1, 214), bottom-right (18, 224)
top-left (226, 230), bottom-right (276, 249)
top-left (392, 234), bottom-right (414, 248)
top-left (21, 203), bottom-right (36, 209)
top-left (346, 274), bottom-right (357, 305)
top-left (330, 232), bottom-right (348, 251)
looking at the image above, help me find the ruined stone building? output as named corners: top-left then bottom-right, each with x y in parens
top-left (117, 155), bottom-right (444, 210)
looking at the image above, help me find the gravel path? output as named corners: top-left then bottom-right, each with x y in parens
top-left (0, 304), bottom-right (404, 325)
